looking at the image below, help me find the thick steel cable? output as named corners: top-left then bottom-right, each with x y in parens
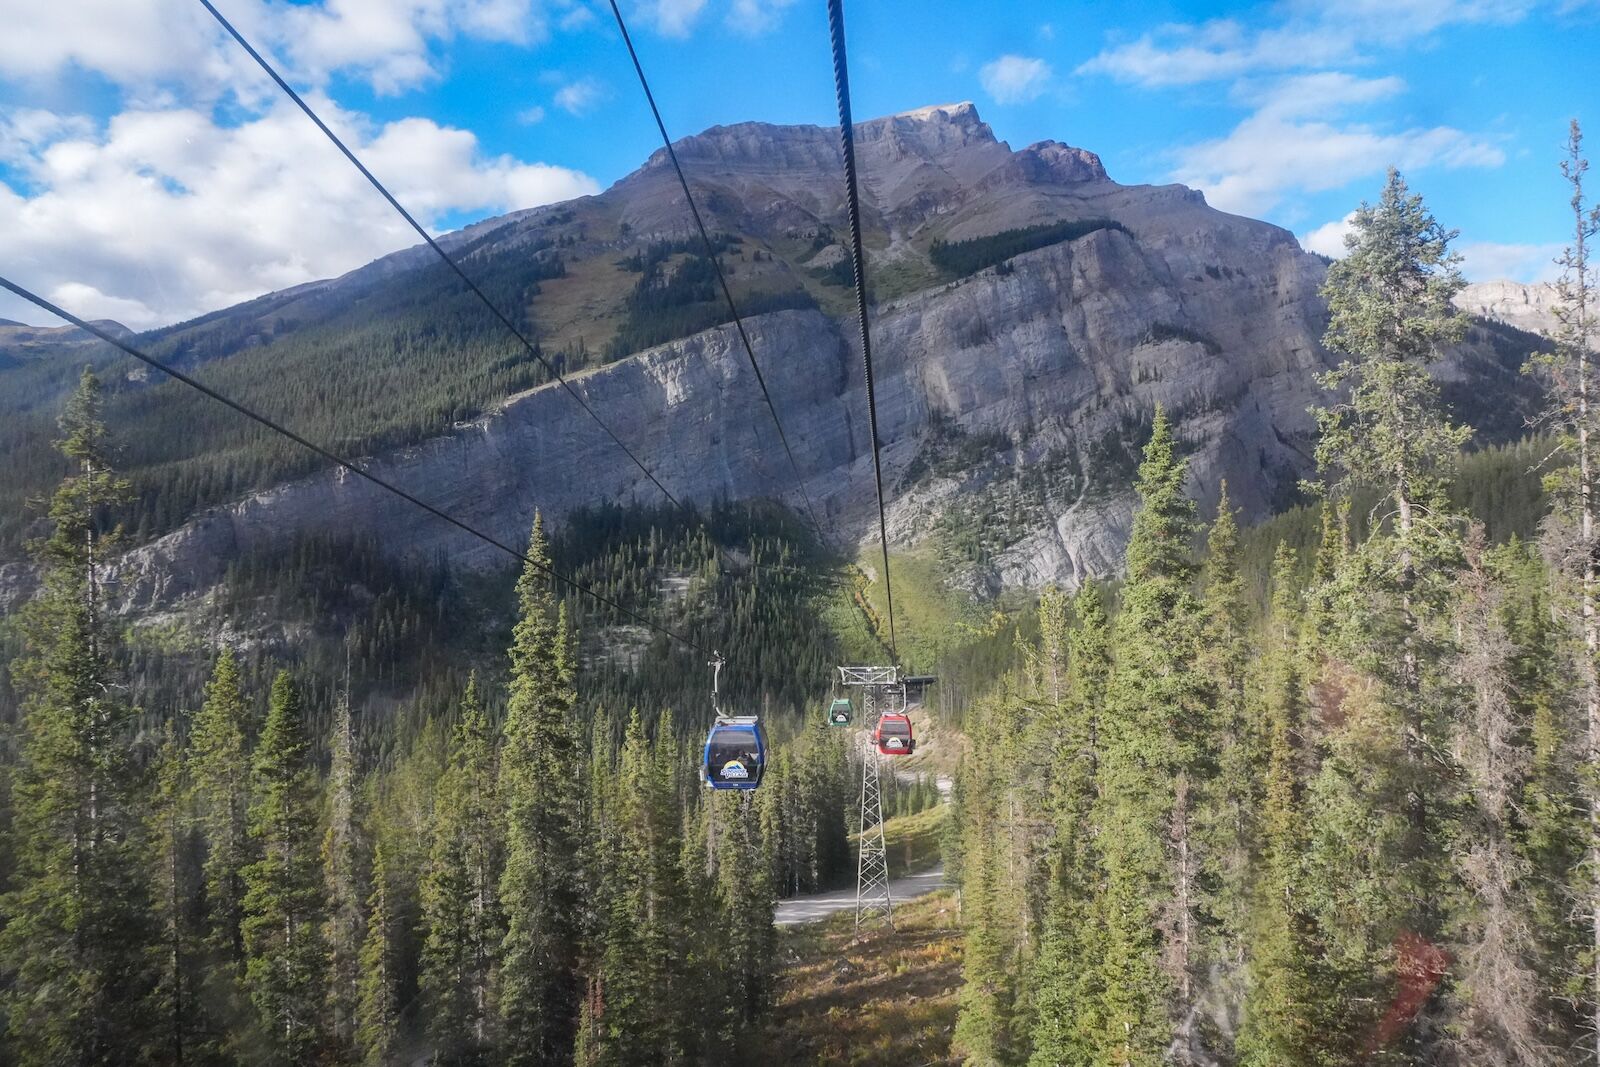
top-left (200, 0), bottom-right (840, 650)
top-left (198, 0), bottom-right (689, 515)
top-left (0, 275), bottom-right (707, 654)
top-left (606, 0), bottom-right (829, 545)
top-left (825, 0), bottom-right (898, 661)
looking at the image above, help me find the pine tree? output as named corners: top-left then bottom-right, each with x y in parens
top-left (322, 688), bottom-right (365, 1057)
top-left (190, 648), bottom-right (256, 974)
top-left (357, 841), bottom-right (404, 1067)
top-left (241, 670), bottom-right (329, 1063)
top-left (421, 674), bottom-right (503, 1065)
top-left (1097, 407), bottom-right (1205, 1062)
top-left (1236, 545), bottom-right (1323, 1066)
top-left (0, 368), bottom-right (162, 1064)
top-left (498, 516), bottom-right (583, 1065)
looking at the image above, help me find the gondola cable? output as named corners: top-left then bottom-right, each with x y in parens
top-left (198, 0), bottom-right (691, 519)
top-left (824, 0), bottom-right (899, 663)
top-left (199, 0), bottom-right (839, 676)
top-left (0, 275), bottom-right (708, 655)
top-left (606, 0), bottom-right (830, 547)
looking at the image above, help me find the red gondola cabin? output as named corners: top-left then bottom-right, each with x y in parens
top-left (874, 713), bottom-right (915, 756)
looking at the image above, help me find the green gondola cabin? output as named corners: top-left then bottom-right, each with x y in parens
top-left (827, 698), bottom-right (853, 727)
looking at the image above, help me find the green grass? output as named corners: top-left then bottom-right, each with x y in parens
top-left (871, 257), bottom-right (944, 303)
top-left (761, 890), bottom-right (964, 1066)
top-left (855, 546), bottom-right (988, 670)
top-left (877, 804), bottom-right (946, 879)
top-left (821, 566), bottom-right (893, 665)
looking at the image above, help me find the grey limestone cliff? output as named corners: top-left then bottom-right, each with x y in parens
top-left (1, 103), bottom-right (1540, 613)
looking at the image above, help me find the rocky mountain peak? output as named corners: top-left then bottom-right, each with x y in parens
top-left (1014, 140), bottom-right (1108, 183)
top-left (619, 102), bottom-right (1107, 234)
top-left (853, 101), bottom-right (996, 152)
top-left (636, 100), bottom-right (1001, 176)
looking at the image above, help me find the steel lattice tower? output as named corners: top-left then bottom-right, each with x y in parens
top-left (838, 665), bottom-right (901, 930)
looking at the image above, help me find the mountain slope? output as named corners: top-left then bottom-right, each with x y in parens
top-left (0, 102), bottom-right (1543, 610)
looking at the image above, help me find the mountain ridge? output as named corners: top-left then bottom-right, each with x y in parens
top-left (0, 102), bottom-right (1545, 615)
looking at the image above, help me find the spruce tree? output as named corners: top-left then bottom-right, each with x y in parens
top-left (149, 723), bottom-right (207, 1066)
top-left (498, 516), bottom-right (583, 1065)
top-left (322, 689), bottom-right (365, 1057)
top-left (190, 648), bottom-right (256, 974)
top-left (1029, 583), bottom-right (1111, 1067)
top-left (0, 368), bottom-right (161, 1064)
top-left (678, 795), bottom-right (723, 1056)
top-left (954, 688), bottom-right (1035, 1064)
top-left (1197, 482), bottom-right (1254, 971)
top-left (421, 674), bottom-right (503, 1065)
top-left (1501, 539), bottom-right (1586, 1044)
top-left (1097, 407), bottom-right (1205, 1062)
top-left (241, 670), bottom-right (329, 1062)
top-left (1531, 119), bottom-right (1600, 1059)
top-left (357, 841), bottom-right (404, 1067)
top-left (1313, 168), bottom-right (1470, 869)
top-left (591, 710), bottom-right (691, 1063)
top-left (1235, 545), bottom-right (1323, 1066)
top-left (1307, 169), bottom-right (1470, 1056)
top-left (1445, 534), bottom-right (1546, 1064)
top-left (714, 790), bottom-right (776, 1029)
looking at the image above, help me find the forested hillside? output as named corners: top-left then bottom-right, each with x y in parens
top-left (942, 160), bottom-right (1600, 1066)
top-left (3, 77), bottom-right (1600, 1067)
top-left (0, 371), bottom-right (880, 1064)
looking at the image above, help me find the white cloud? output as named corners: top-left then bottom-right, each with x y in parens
top-left (0, 109), bottom-right (97, 167)
top-left (1173, 110), bottom-right (1504, 216)
top-left (0, 0), bottom-right (562, 97)
top-left (0, 0), bottom-right (237, 86)
top-left (634, 0), bottom-right (710, 38)
top-left (1077, 20), bottom-right (1355, 87)
top-left (1295, 0), bottom-right (1535, 42)
top-left (1078, 3), bottom-right (1539, 87)
top-left (727, 0), bottom-right (799, 35)
top-left (518, 104), bottom-right (547, 124)
top-left (1458, 240), bottom-right (1564, 282)
top-left (553, 76), bottom-right (607, 114)
top-left (979, 55), bottom-right (1053, 105)
top-left (1240, 72), bottom-right (1407, 119)
top-left (1302, 213), bottom-right (1358, 257)
top-left (0, 102), bottom-right (598, 330)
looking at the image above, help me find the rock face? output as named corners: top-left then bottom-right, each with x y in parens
top-left (1458, 280), bottom-right (1566, 338)
top-left (118, 213), bottom-right (1328, 607)
top-left (0, 103), bottom-right (1541, 613)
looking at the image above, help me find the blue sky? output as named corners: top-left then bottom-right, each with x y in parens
top-left (2, 0), bottom-right (1596, 328)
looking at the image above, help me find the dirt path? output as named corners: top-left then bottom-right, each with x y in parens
top-left (774, 864), bottom-right (949, 926)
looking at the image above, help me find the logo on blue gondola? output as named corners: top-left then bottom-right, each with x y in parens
top-left (721, 761), bottom-right (750, 779)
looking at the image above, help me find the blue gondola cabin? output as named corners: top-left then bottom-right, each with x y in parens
top-left (874, 712), bottom-right (914, 756)
top-left (703, 717), bottom-right (767, 790)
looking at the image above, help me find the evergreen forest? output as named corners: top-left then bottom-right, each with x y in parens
top-left (5, 119), bottom-right (1600, 1067)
